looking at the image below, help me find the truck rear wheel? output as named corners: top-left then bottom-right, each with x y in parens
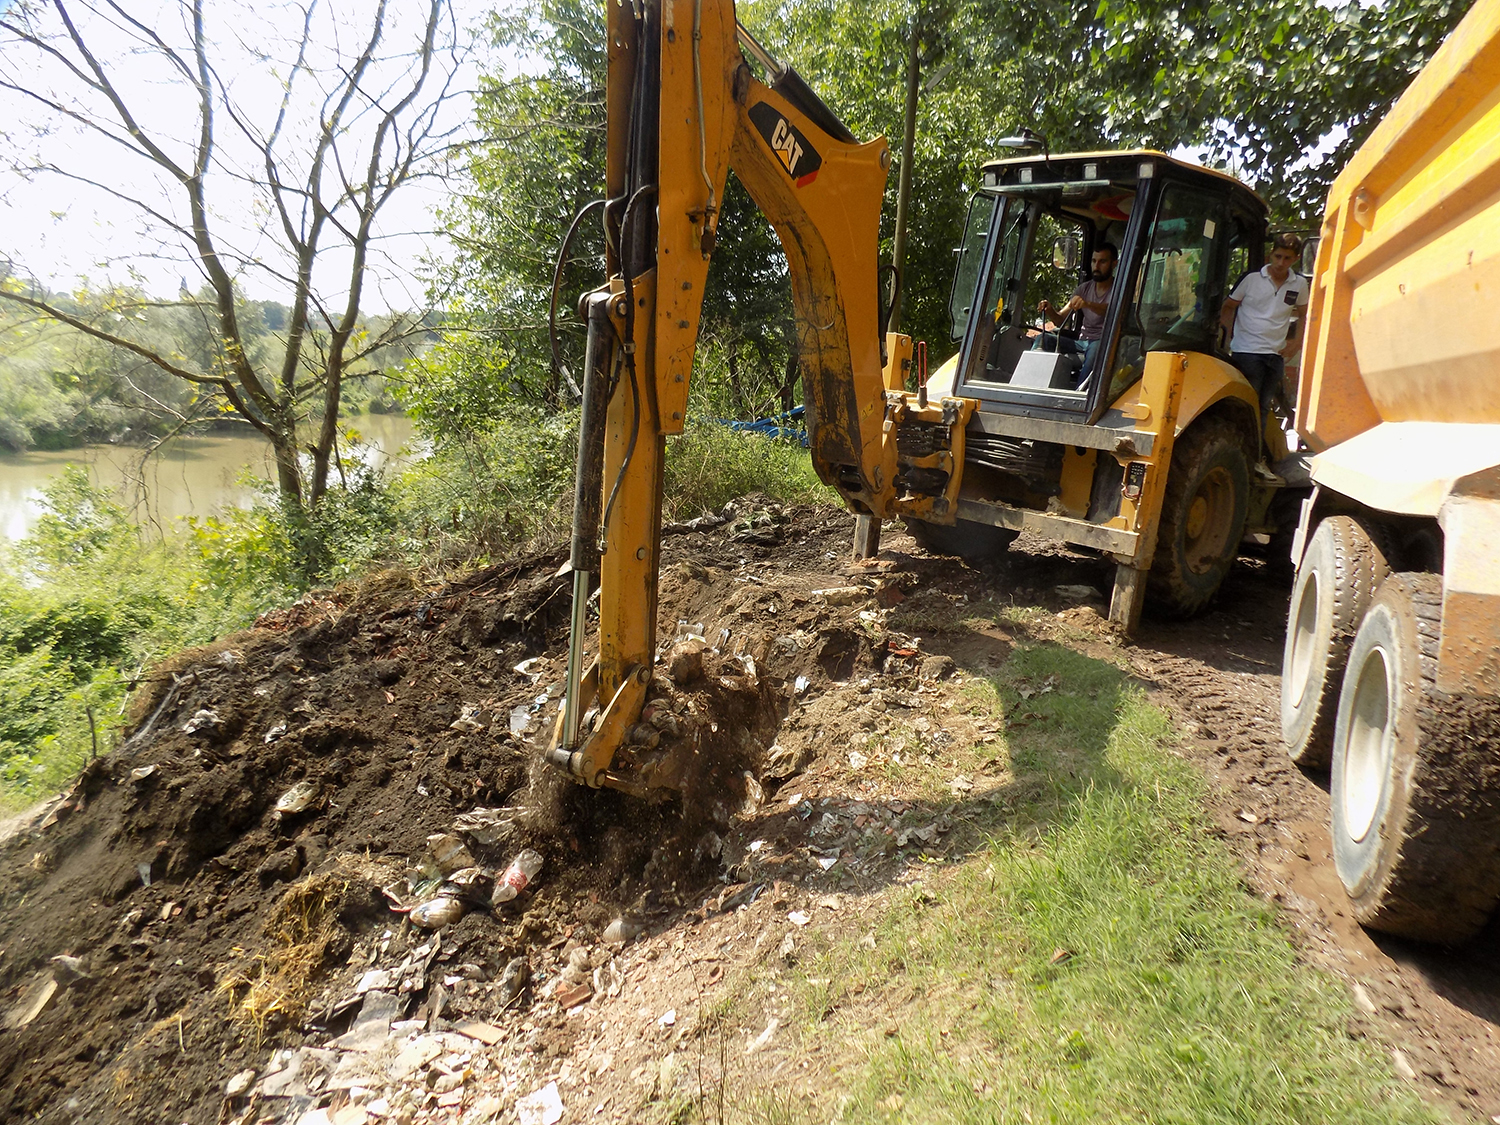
top-left (1148, 418), bottom-right (1250, 617)
top-left (1330, 573), bottom-right (1500, 944)
top-left (1281, 516), bottom-right (1395, 769)
top-left (903, 518), bottom-right (1018, 562)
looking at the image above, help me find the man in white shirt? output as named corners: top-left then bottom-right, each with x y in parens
top-left (1218, 233), bottom-right (1308, 428)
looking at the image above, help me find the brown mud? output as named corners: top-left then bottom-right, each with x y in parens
top-left (0, 505), bottom-right (1496, 1123)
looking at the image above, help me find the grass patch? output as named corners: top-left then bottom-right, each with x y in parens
top-left (782, 640), bottom-right (1443, 1124)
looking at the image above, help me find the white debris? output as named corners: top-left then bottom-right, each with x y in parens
top-left (182, 708), bottom-right (221, 734)
top-left (516, 1081), bottom-right (564, 1125)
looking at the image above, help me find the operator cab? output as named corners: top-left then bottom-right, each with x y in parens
top-left (949, 151), bottom-right (1268, 424)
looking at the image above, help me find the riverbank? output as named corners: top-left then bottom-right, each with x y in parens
top-left (0, 414), bottom-right (419, 542)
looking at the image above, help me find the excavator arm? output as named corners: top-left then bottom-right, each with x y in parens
top-left (546, 0), bottom-right (941, 794)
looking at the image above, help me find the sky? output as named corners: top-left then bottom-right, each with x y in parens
top-left (2, 0), bottom-right (499, 313)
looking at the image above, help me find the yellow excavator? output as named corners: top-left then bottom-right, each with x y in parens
top-left (546, 0), bottom-right (1301, 796)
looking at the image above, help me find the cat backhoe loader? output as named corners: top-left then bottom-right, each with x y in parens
top-left (546, 0), bottom-right (1300, 796)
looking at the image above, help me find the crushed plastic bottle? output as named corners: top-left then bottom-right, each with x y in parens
top-left (490, 849), bottom-right (544, 906)
top-left (409, 896), bottom-right (467, 929)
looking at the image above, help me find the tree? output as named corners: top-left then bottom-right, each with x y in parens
top-left (0, 0), bottom-right (468, 507)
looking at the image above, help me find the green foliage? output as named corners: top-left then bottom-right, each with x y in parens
top-left (662, 423), bottom-right (830, 520)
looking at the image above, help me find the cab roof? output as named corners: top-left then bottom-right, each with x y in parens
top-left (980, 148), bottom-right (1267, 213)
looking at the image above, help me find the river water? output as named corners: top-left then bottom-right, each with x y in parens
top-left (0, 414), bottom-right (419, 542)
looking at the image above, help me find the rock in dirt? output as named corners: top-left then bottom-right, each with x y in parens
top-left (1055, 584), bottom-right (1102, 601)
top-left (812, 585), bottom-right (871, 606)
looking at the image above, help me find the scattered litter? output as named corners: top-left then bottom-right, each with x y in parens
top-left (746, 1017), bottom-right (779, 1054)
top-left (516, 1081), bottom-right (564, 1125)
top-left (787, 911), bottom-right (811, 927)
top-left (137, 862), bottom-right (153, 887)
top-left (556, 981), bottom-right (593, 1009)
top-left (794, 675), bottom-right (810, 695)
top-left (657, 1009), bottom-right (676, 1027)
top-left (2, 977), bottom-right (57, 1029)
top-left (224, 1069), bottom-right (256, 1098)
top-left (1016, 675), bottom-right (1058, 700)
top-left (784, 791), bottom-right (802, 805)
top-left (453, 805), bottom-right (520, 846)
top-left (454, 1019), bottom-right (505, 1045)
top-left (1055, 584), bottom-right (1102, 601)
top-left (1392, 1049), bottom-right (1417, 1081)
top-left (217, 649), bottom-right (243, 667)
top-left (426, 833), bottom-right (476, 875)
top-left (1237, 810), bottom-right (1259, 824)
top-left (182, 708), bottom-right (221, 734)
top-left (603, 918), bottom-right (642, 945)
top-left (273, 780), bottom-right (320, 816)
top-left (509, 705), bottom-right (537, 737)
top-left (263, 721), bottom-right (288, 744)
top-left (48, 954), bottom-right (86, 983)
top-left (496, 957), bottom-right (530, 1005)
top-left (449, 703), bottom-right (486, 733)
top-left (848, 750), bottom-right (868, 770)
top-left (409, 897), bottom-right (467, 929)
top-left (514, 656), bottom-right (547, 681)
top-left (817, 894), bottom-right (841, 910)
top-left (354, 969), bottom-right (392, 995)
top-left (491, 848), bottom-right (544, 906)
top-left (859, 932), bottom-right (877, 950)
top-left (816, 856), bottom-right (838, 871)
top-left (1049, 948), bottom-right (1074, 965)
top-left (129, 764), bottom-right (157, 782)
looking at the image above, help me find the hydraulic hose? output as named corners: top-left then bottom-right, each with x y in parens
top-left (549, 198), bottom-right (607, 398)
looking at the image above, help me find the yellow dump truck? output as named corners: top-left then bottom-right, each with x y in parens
top-left (1281, 0), bottom-right (1500, 943)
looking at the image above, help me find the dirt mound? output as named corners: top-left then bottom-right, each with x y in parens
top-left (0, 504), bottom-right (926, 1123)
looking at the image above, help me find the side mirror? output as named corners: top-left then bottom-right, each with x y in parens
top-left (1053, 235), bottom-right (1079, 271)
top-left (1300, 236), bottom-right (1320, 278)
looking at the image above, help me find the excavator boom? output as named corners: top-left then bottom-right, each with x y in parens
top-left (547, 0), bottom-right (905, 793)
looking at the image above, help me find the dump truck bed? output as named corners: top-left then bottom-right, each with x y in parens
top-left (1300, 0), bottom-right (1500, 453)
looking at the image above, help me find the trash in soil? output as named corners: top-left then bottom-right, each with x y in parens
top-left (516, 1081), bottom-right (564, 1125)
top-left (449, 703), bottom-right (486, 732)
top-left (787, 911), bottom-right (811, 927)
top-left (812, 585), bottom-right (871, 606)
top-left (453, 805), bottom-right (520, 846)
top-left (746, 1017), bottom-right (779, 1054)
top-left (3, 976), bottom-right (58, 1029)
top-left (409, 896), bottom-right (467, 930)
top-left (137, 861), bottom-right (153, 887)
top-left (263, 721), bottom-right (288, 744)
top-left (509, 705), bottom-right (537, 737)
top-left (514, 656), bottom-right (547, 681)
top-left (425, 833), bottom-right (476, 875)
top-left (603, 918), bottom-right (642, 945)
top-left (48, 954), bottom-right (86, 983)
top-left (794, 675), bottom-right (810, 695)
top-left (1055, 584), bottom-right (1102, 601)
top-left (1015, 674), bottom-right (1058, 700)
top-left (129, 764), bottom-right (157, 782)
top-left (490, 848), bottom-right (544, 906)
top-left (657, 1009), bottom-right (676, 1027)
top-left (273, 779), bottom-right (321, 817)
top-left (496, 957), bottom-right (530, 1005)
top-left (848, 750), bottom-right (868, 770)
top-left (224, 1069), bottom-right (256, 1098)
top-left (182, 708), bottom-right (221, 734)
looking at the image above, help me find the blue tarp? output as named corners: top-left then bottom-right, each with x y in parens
top-left (723, 405), bottom-right (808, 447)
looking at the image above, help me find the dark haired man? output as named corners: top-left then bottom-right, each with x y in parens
top-left (1219, 233), bottom-right (1308, 426)
top-left (1034, 241), bottom-right (1118, 376)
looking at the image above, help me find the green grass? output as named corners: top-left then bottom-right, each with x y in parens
top-left (774, 639), bottom-right (1444, 1125)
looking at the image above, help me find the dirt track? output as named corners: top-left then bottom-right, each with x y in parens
top-left (0, 505), bottom-right (1497, 1123)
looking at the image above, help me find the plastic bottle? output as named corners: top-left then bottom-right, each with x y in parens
top-left (491, 849), bottom-right (544, 905)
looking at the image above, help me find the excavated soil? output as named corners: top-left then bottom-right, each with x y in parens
top-left (0, 504), bottom-right (1497, 1124)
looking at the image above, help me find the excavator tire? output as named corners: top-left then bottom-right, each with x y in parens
top-left (1281, 516), bottom-right (1397, 769)
top-left (1330, 573), bottom-right (1500, 944)
top-left (1147, 417), bottom-right (1250, 618)
top-left (903, 518), bottom-right (1018, 563)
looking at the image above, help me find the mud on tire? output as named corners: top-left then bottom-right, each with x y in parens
top-left (1148, 417), bottom-right (1250, 618)
top-left (1281, 515), bottom-right (1396, 769)
top-left (1330, 572), bottom-right (1500, 944)
top-left (903, 517), bottom-right (1018, 563)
